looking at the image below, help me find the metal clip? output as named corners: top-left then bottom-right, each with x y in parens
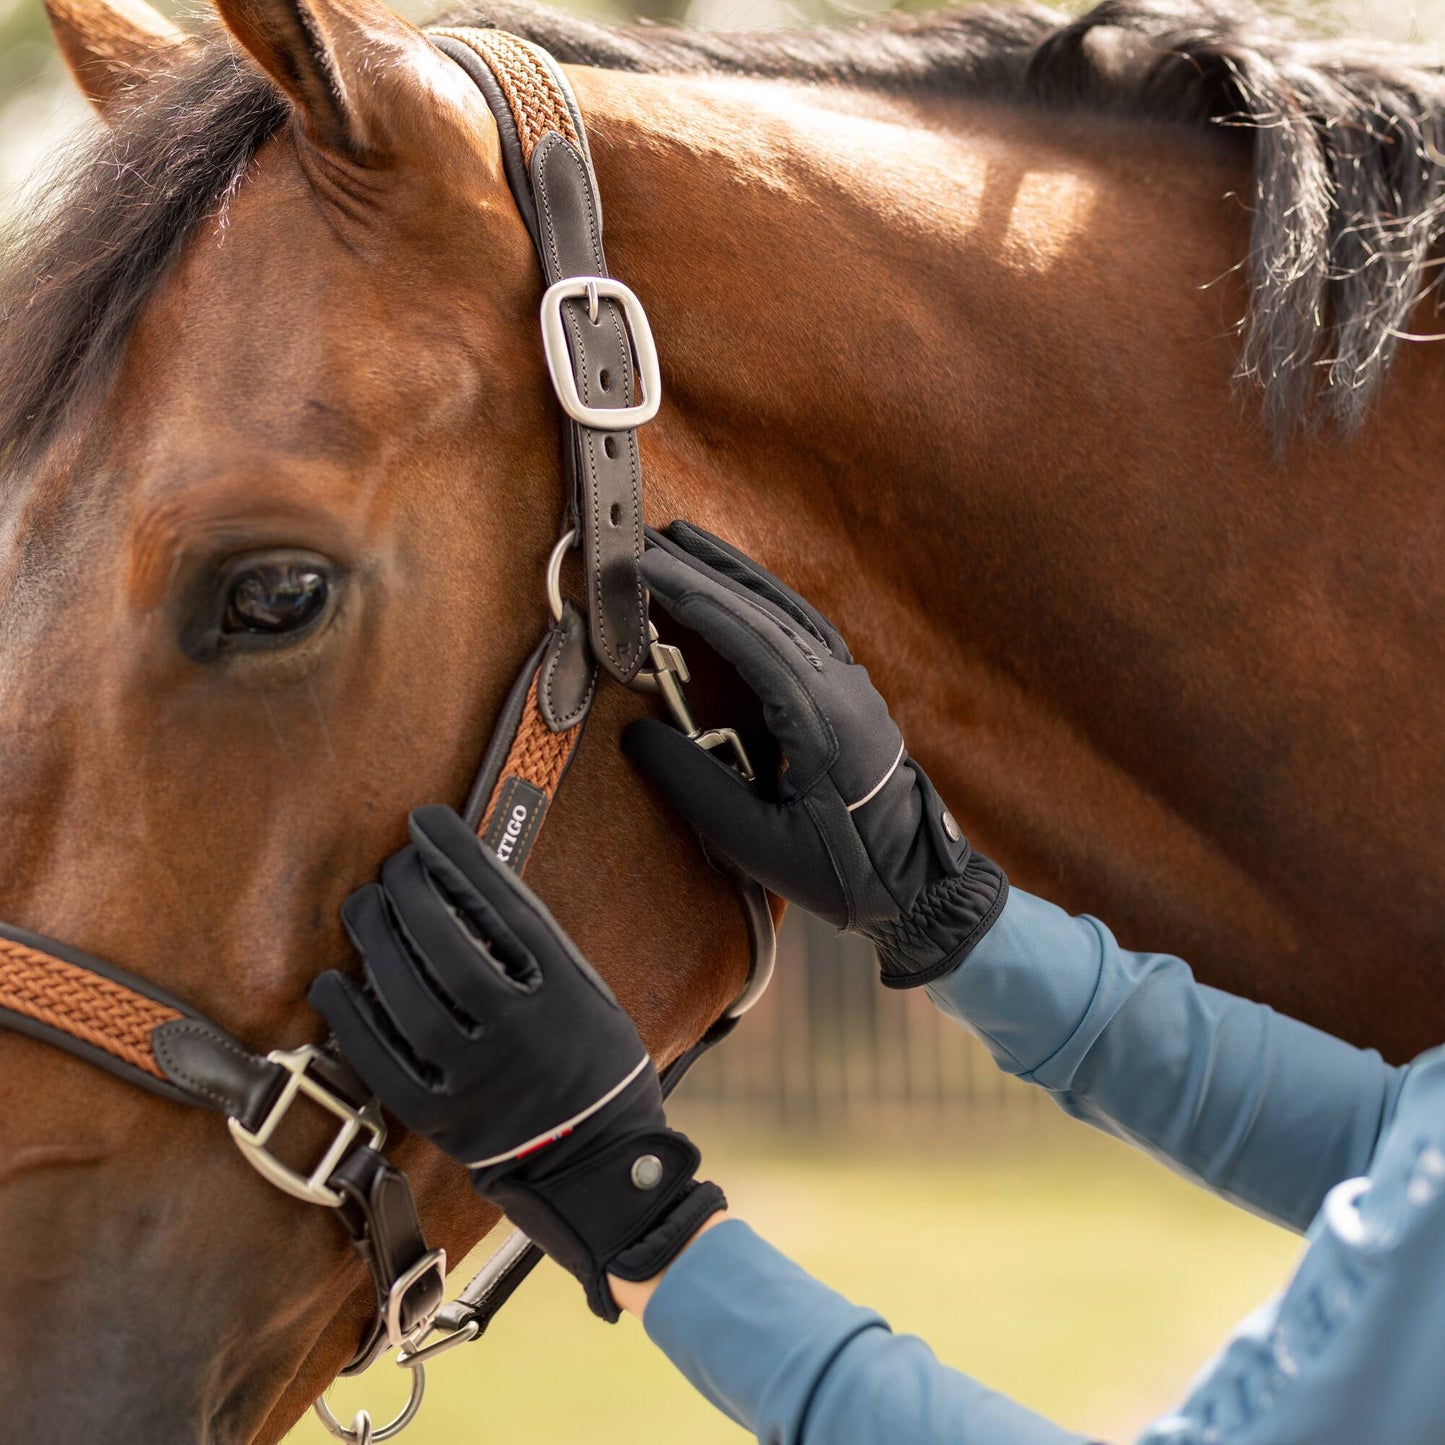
top-left (632, 621), bottom-right (755, 780)
top-left (227, 1045), bottom-right (386, 1208)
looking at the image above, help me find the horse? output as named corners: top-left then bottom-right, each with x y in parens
top-left (3, 0), bottom-right (1444, 1436)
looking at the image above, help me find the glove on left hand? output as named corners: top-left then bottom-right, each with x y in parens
top-left (309, 805), bottom-right (725, 1321)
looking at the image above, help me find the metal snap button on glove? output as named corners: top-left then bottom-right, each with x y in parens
top-left (622, 522), bottom-right (1008, 988)
top-left (310, 805), bottom-right (725, 1321)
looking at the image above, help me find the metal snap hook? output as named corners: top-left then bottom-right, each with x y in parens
top-left (314, 1362), bottom-right (426, 1443)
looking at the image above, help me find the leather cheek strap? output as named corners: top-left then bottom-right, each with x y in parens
top-left (428, 28), bottom-right (649, 685)
top-left (531, 130), bottom-right (648, 684)
top-left (331, 1146), bottom-right (446, 1375)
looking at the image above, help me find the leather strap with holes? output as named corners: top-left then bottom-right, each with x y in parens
top-left (431, 27), bottom-right (649, 685)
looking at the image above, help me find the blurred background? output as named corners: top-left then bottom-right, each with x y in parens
top-left (0, 0), bottom-right (1429, 1439)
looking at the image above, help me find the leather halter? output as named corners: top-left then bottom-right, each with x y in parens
top-left (0, 28), bottom-right (774, 1445)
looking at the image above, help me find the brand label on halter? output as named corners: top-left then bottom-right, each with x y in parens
top-left (483, 777), bottom-right (550, 873)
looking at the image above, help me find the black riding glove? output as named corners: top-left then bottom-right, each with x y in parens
top-left (309, 805), bottom-right (725, 1321)
top-left (623, 522), bottom-right (1008, 988)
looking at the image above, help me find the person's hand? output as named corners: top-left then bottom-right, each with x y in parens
top-left (309, 805), bottom-right (725, 1321)
top-left (623, 522), bottom-right (1008, 989)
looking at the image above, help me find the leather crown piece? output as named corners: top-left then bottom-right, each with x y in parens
top-left (431, 28), bottom-right (649, 687)
top-left (310, 805), bottom-right (725, 1321)
top-left (623, 523), bottom-right (1010, 988)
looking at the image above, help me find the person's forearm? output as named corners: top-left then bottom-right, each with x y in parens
top-left (632, 1217), bottom-right (1089, 1445)
top-left (928, 889), bottom-right (1404, 1230)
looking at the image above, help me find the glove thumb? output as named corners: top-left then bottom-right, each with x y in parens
top-left (622, 717), bottom-right (845, 923)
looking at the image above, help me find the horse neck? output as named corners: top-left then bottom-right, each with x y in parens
top-left (567, 67), bottom-right (1445, 1065)
top-left (575, 69), bottom-right (1257, 873)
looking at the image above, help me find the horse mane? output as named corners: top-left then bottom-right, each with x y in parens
top-left (3, 0), bottom-right (1445, 466)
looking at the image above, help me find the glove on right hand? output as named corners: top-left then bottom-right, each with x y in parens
top-left (623, 523), bottom-right (1008, 988)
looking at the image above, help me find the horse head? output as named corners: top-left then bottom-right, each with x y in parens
top-left (0, 0), bottom-right (750, 1436)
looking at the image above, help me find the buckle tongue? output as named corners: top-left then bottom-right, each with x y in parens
top-left (228, 1044), bottom-right (386, 1207)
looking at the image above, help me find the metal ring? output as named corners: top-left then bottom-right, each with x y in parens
top-left (314, 1362), bottom-right (426, 1443)
top-left (545, 528), bottom-right (579, 624)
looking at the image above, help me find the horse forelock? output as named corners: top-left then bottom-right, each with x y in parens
top-left (2, 0), bottom-right (1444, 463)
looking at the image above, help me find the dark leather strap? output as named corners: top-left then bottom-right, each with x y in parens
top-left (430, 27), bottom-right (649, 684)
top-left (151, 1017), bottom-right (286, 1129)
top-left (530, 131), bottom-right (647, 683)
top-left (332, 1146), bottom-right (446, 1375)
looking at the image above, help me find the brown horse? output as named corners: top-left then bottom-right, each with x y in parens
top-left (3, 0), bottom-right (1444, 1437)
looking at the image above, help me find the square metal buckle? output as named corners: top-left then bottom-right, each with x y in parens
top-left (539, 275), bottom-right (662, 430)
top-left (386, 1248), bottom-right (448, 1352)
top-left (227, 1044), bottom-right (386, 1207)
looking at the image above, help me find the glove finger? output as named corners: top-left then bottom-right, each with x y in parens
top-left (308, 969), bottom-right (436, 1123)
top-left (392, 810), bottom-right (549, 1011)
top-left (657, 521), bottom-right (851, 661)
top-left (642, 537), bottom-right (827, 660)
top-left (341, 881), bottom-right (487, 1062)
top-left (410, 804), bottom-right (623, 1012)
top-left (623, 718), bottom-right (847, 922)
top-left (639, 548), bottom-right (838, 790)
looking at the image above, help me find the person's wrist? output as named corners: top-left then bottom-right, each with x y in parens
top-left (607, 1209), bottom-right (731, 1318)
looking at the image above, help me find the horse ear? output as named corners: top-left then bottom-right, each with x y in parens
top-left (44, 0), bottom-right (191, 118)
top-left (210, 0), bottom-right (450, 159)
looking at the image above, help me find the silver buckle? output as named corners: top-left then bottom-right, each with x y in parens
top-left (227, 1044), bottom-right (386, 1207)
top-left (539, 276), bottom-right (662, 430)
top-left (386, 1248), bottom-right (447, 1352)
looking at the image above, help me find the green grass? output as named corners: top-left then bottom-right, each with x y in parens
top-left (291, 1112), bottom-right (1301, 1444)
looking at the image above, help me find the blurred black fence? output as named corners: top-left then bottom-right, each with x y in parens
top-left (673, 910), bottom-right (1046, 1135)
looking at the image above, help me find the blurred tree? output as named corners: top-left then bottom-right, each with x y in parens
top-left (0, 0), bottom-right (56, 97)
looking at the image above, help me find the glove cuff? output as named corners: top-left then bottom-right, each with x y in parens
top-left (474, 1126), bottom-right (719, 1322)
top-left (874, 853), bottom-right (1009, 990)
top-left (608, 1178), bottom-right (727, 1283)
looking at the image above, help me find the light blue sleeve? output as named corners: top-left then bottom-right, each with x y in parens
top-left (1138, 1047), bottom-right (1445, 1443)
top-left (644, 1218), bottom-right (1093, 1445)
top-left (645, 1056), bottom-right (1445, 1445)
top-left (928, 889), bottom-right (1405, 1231)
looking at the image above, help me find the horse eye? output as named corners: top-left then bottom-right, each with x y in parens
top-left (222, 563), bottom-right (329, 635)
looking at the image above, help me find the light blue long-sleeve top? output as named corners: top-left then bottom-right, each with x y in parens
top-left (643, 888), bottom-right (1445, 1444)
